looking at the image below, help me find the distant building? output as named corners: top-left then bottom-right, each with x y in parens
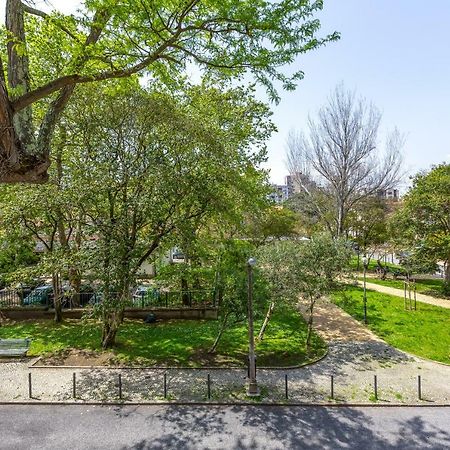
top-left (377, 188), bottom-right (399, 201)
top-left (268, 184), bottom-right (290, 204)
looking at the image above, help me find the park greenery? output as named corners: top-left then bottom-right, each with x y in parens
top-left (332, 285), bottom-right (450, 364)
top-left (0, 0), bottom-right (338, 182)
top-left (0, 308), bottom-right (326, 367)
top-left (0, 2), bottom-right (448, 370)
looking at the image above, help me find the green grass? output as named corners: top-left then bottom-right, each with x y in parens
top-left (331, 285), bottom-right (450, 364)
top-left (350, 256), bottom-right (402, 273)
top-left (359, 277), bottom-right (449, 299)
top-left (0, 308), bottom-right (326, 367)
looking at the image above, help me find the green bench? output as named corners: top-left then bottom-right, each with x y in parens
top-left (0, 338), bottom-right (31, 357)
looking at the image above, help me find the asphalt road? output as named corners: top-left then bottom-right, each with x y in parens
top-left (0, 405), bottom-right (449, 449)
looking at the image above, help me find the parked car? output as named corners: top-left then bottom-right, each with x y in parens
top-left (23, 285), bottom-right (53, 306)
top-left (132, 285), bottom-right (160, 306)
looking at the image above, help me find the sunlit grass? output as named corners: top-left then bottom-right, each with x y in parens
top-left (0, 307), bottom-right (326, 367)
top-left (331, 285), bottom-right (450, 364)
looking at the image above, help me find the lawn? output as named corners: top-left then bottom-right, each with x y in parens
top-left (359, 277), bottom-right (449, 299)
top-left (349, 256), bottom-right (402, 273)
top-left (0, 307), bottom-right (326, 367)
top-left (331, 285), bottom-right (450, 364)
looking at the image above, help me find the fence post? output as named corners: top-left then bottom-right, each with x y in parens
top-left (73, 372), bottom-right (76, 399)
top-left (285, 374), bottom-right (288, 399)
top-left (207, 373), bottom-right (211, 400)
top-left (164, 373), bottom-right (167, 399)
top-left (118, 374), bottom-right (122, 400)
top-left (374, 375), bottom-right (378, 400)
top-left (28, 372), bottom-right (32, 399)
top-left (330, 375), bottom-right (334, 399)
top-left (414, 284), bottom-right (417, 310)
top-left (418, 375), bottom-right (422, 400)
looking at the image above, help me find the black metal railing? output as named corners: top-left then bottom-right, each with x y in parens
top-left (0, 288), bottom-right (217, 309)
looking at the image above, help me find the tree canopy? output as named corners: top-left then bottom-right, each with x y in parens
top-left (0, 0), bottom-right (338, 182)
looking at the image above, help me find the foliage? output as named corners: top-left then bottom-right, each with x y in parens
top-left (0, 0), bottom-right (339, 181)
top-left (0, 309), bottom-right (326, 367)
top-left (332, 285), bottom-right (450, 364)
top-left (257, 233), bottom-right (352, 347)
top-left (390, 164), bottom-right (450, 288)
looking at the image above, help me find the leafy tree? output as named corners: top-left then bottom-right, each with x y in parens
top-left (257, 233), bottom-right (351, 347)
top-left (64, 81), bottom-right (274, 348)
top-left (390, 164), bottom-right (450, 290)
top-left (0, 0), bottom-right (338, 182)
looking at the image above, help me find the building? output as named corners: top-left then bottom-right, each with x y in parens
top-left (377, 188), bottom-right (400, 201)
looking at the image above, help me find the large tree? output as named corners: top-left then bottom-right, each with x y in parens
top-left (66, 81), bottom-right (274, 348)
top-left (391, 164), bottom-right (450, 289)
top-left (0, 0), bottom-right (338, 182)
top-left (287, 85), bottom-right (403, 237)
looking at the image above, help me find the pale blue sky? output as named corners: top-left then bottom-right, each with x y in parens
top-left (2, 0), bottom-right (449, 186)
top-left (263, 0), bottom-right (450, 184)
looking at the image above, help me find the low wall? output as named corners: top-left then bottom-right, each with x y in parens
top-left (1, 307), bottom-right (218, 321)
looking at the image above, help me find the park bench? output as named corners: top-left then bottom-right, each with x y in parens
top-left (0, 338), bottom-right (31, 357)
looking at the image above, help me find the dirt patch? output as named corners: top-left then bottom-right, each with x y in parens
top-left (39, 349), bottom-right (116, 366)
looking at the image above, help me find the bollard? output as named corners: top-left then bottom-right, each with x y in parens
top-left (285, 374), bottom-right (288, 399)
top-left (73, 372), bottom-right (76, 399)
top-left (374, 375), bottom-right (378, 400)
top-left (164, 373), bottom-right (167, 399)
top-left (418, 375), bottom-right (422, 400)
top-left (330, 375), bottom-right (334, 399)
top-left (28, 372), bottom-right (32, 399)
top-left (118, 374), bottom-right (122, 400)
top-left (207, 373), bottom-right (211, 400)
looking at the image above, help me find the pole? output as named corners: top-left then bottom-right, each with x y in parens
top-left (418, 375), bottom-right (422, 400)
top-left (28, 372), bottom-right (32, 399)
top-left (363, 264), bottom-right (367, 324)
top-left (73, 372), bottom-right (76, 398)
top-left (247, 261), bottom-right (259, 396)
top-left (285, 374), bottom-right (288, 399)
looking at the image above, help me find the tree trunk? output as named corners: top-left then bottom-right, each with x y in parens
top-left (181, 278), bottom-right (190, 305)
top-left (52, 272), bottom-right (63, 323)
top-left (208, 312), bottom-right (230, 353)
top-left (305, 297), bottom-right (316, 350)
top-left (101, 309), bottom-right (123, 349)
top-left (257, 302), bottom-right (275, 341)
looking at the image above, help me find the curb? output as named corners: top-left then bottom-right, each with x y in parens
top-left (0, 401), bottom-right (449, 408)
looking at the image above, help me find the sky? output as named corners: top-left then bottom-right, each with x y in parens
top-left (262, 0), bottom-right (450, 185)
top-left (2, 0), bottom-right (449, 186)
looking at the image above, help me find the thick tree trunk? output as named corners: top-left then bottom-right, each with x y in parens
top-left (101, 309), bottom-right (123, 349)
top-left (257, 302), bottom-right (275, 341)
top-left (181, 278), bottom-right (190, 305)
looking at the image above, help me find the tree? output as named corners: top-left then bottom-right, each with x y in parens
top-left (287, 85), bottom-right (403, 237)
top-left (65, 81), bottom-right (274, 348)
top-left (390, 164), bottom-right (450, 290)
top-left (0, 0), bottom-right (338, 182)
top-left (257, 233), bottom-right (351, 347)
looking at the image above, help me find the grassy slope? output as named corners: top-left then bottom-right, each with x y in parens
top-left (331, 285), bottom-right (450, 364)
top-left (0, 308), bottom-right (326, 367)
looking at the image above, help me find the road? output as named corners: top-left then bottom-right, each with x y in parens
top-left (0, 405), bottom-right (449, 449)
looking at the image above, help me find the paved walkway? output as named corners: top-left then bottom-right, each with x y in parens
top-left (360, 281), bottom-right (450, 309)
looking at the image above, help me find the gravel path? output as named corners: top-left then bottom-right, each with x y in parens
top-left (0, 297), bottom-right (449, 405)
top-left (361, 281), bottom-right (450, 309)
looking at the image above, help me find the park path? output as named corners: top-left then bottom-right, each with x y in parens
top-left (360, 281), bottom-right (450, 309)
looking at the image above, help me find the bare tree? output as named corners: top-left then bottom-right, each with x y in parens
top-left (287, 85), bottom-right (403, 237)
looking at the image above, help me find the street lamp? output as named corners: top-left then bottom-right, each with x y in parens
top-left (246, 257), bottom-right (259, 396)
top-left (362, 255), bottom-right (368, 324)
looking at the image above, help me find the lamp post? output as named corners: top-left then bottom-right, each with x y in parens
top-left (246, 257), bottom-right (259, 396)
top-left (362, 255), bottom-right (368, 324)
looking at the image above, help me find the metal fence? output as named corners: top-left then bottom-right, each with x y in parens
top-left (0, 289), bottom-right (216, 309)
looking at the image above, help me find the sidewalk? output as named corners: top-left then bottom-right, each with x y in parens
top-left (360, 281), bottom-right (450, 309)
